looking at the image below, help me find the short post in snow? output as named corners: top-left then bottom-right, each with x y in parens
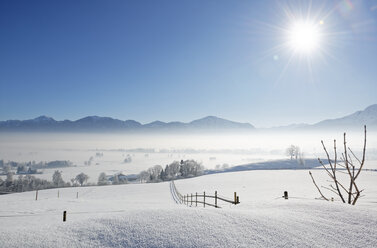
top-left (184, 195), bottom-right (186, 204)
top-left (195, 192), bottom-right (197, 207)
top-left (63, 211), bottom-right (67, 222)
top-left (35, 190), bottom-right (38, 201)
top-left (203, 191), bottom-right (206, 208)
top-left (191, 193), bottom-right (193, 206)
top-left (284, 191), bottom-right (288, 200)
top-left (237, 196), bottom-right (240, 204)
top-left (215, 191), bottom-right (218, 208)
top-left (187, 194), bottom-right (189, 205)
top-left (234, 192), bottom-right (237, 204)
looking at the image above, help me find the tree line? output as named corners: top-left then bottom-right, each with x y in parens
top-left (0, 159), bottom-right (204, 193)
top-left (138, 160), bottom-right (204, 183)
top-left (0, 171), bottom-right (89, 193)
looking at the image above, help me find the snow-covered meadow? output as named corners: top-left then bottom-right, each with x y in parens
top-left (1, 131), bottom-right (377, 247)
top-left (1, 169), bottom-right (377, 247)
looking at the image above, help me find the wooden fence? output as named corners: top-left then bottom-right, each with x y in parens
top-left (171, 181), bottom-right (240, 208)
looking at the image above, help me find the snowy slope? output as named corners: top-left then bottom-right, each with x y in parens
top-left (314, 104), bottom-right (377, 128)
top-left (0, 170), bottom-right (377, 247)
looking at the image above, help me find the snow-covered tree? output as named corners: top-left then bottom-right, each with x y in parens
top-left (138, 171), bottom-right (149, 183)
top-left (166, 161), bottom-right (181, 179)
top-left (98, 172), bottom-right (108, 185)
top-left (6, 172), bottom-right (13, 182)
top-left (286, 145), bottom-right (301, 160)
top-left (75, 173), bottom-right (89, 186)
top-left (147, 165), bottom-right (163, 182)
top-left (112, 174), bottom-right (119, 185)
top-left (52, 170), bottom-right (64, 187)
top-left (140, 160), bottom-right (204, 183)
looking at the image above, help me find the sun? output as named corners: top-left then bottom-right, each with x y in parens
top-left (287, 20), bottom-right (322, 54)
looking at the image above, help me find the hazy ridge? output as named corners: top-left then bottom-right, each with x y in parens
top-left (1, 104), bottom-right (376, 132)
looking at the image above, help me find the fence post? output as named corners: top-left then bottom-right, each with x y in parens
top-left (196, 192), bottom-right (197, 207)
top-left (35, 190), bottom-right (38, 201)
top-left (234, 192), bottom-right (237, 204)
top-left (191, 193), bottom-right (193, 206)
top-left (204, 191), bottom-right (206, 208)
top-left (187, 194), bottom-right (189, 205)
top-left (215, 191), bottom-right (217, 208)
top-left (184, 195), bottom-right (186, 204)
top-left (284, 191), bottom-right (288, 200)
top-left (63, 211), bottom-right (67, 222)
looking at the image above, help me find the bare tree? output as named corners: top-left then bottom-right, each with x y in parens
top-left (75, 172), bottom-right (89, 186)
top-left (138, 170), bottom-right (149, 183)
top-left (286, 145), bottom-right (300, 160)
top-left (52, 170), bottom-right (64, 187)
top-left (286, 145), bottom-right (295, 160)
top-left (98, 172), bottom-right (108, 186)
top-left (309, 125), bottom-right (367, 205)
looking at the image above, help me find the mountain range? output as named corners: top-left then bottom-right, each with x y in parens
top-left (0, 115), bottom-right (254, 132)
top-left (0, 104), bottom-right (376, 132)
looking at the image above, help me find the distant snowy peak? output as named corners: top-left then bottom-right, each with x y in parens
top-left (189, 116), bottom-right (254, 129)
top-left (144, 121), bottom-right (168, 128)
top-left (31, 115), bottom-right (56, 123)
top-left (144, 121), bottom-right (187, 129)
top-left (363, 104), bottom-right (377, 116)
top-left (124, 120), bottom-right (143, 128)
top-left (144, 116), bottom-right (254, 130)
top-left (314, 104), bottom-right (377, 128)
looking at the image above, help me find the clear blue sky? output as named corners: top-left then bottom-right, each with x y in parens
top-left (1, 0), bottom-right (376, 127)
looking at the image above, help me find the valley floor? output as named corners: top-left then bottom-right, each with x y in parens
top-left (1, 170), bottom-right (377, 247)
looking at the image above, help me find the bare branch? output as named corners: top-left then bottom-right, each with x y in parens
top-left (318, 158), bottom-right (334, 178)
top-left (334, 139), bottom-right (337, 171)
top-left (309, 171), bottom-right (329, 201)
top-left (310, 126), bottom-right (366, 205)
top-left (336, 163), bottom-right (346, 168)
top-left (354, 125), bottom-right (367, 180)
top-left (336, 170), bottom-right (348, 174)
top-left (348, 147), bottom-right (362, 166)
top-left (322, 186), bottom-right (340, 196)
top-left (322, 140), bottom-right (334, 172)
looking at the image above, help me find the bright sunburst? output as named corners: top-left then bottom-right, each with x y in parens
top-left (287, 20), bottom-right (321, 54)
top-left (251, 2), bottom-right (340, 83)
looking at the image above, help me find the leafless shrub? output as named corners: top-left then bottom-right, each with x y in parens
top-left (309, 125), bottom-right (366, 205)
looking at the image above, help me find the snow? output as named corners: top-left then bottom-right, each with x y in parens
top-left (1, 169), bottom-right (377, 247)
top-left (1, 131), bottom-right (377, 247)
top-left (2, 131), bottom-right (377, 183)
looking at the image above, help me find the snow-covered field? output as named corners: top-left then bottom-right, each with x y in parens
top-left (1, 131), bottom-right (376, 247)
top-left (1, 169), bottom-right (377, 247)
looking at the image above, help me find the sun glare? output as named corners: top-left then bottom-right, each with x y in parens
top-left (287, 21), bottom-right (321, 54)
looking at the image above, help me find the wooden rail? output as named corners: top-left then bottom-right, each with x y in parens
top-left (171, 181), bottom-right (240, 208)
